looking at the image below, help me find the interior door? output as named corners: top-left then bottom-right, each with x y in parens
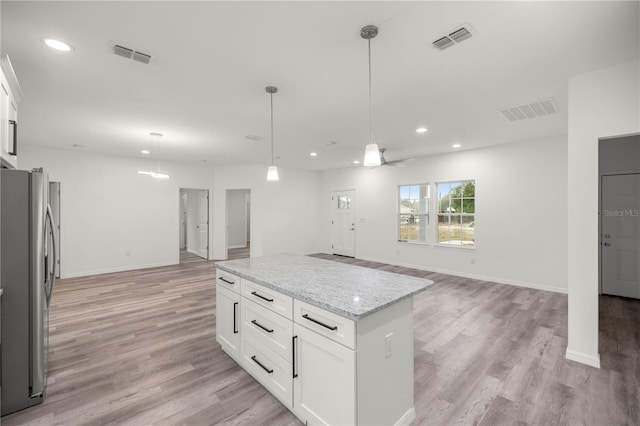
top-left (331, 190), bottom-right (355, 257)
top-left (196, 190), bottom-right (209, 259)
top-left (602, 173), bottom-right (640, 299)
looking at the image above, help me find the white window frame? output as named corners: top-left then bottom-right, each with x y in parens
top-left (436, 180), bottom-right (476, 249)
top-left (398, 183), bottom-right (430, 244)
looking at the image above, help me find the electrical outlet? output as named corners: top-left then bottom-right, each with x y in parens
top-left (125, 250), bottom-right (131, 257)
top-left (470, 258), bottom-right (475, 265)
top-left (385, 333), bottom-right (393, 358)
top-left (396, 250), bottom-right (400, 255)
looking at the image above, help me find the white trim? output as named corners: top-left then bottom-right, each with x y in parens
top-left (565, 349), bottom-right (601, 369)
top-left (61, 260), bottom-right (176, 279)
top-left (355, 254), bottom-right (568, 294)
top-left (227, 244), bottom-right (246, 249)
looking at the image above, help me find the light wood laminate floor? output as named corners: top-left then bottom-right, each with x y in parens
top-left (2, 253), bottom-right (638, 425)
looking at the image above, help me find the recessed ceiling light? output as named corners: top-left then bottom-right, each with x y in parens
top-left (310, 152), bottom-right (318, 157)
top-left (141, 149), bottom-right (150, 155)
top-left (44, 39), bottom-right (73, 52)
top-left (353, 160), bottom-right (360, 165)
top-left (416, 127), bottom-right (428, 134)
top-left (452, 143), bottom-right (462, 148)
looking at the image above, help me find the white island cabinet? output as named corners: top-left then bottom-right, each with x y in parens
top-left (215, 254), bottom-right (433, 426)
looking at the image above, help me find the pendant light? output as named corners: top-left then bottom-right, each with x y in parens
top-left (361, 25), bottom-right (382, 167)
top-left (266, 85), bottom-right (279, 181)
top-left (138, 132), bottom-right (169, 179)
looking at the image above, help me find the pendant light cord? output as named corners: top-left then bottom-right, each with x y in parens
top-left (270, 92), bottom-right (274, 166)
top-left (368, 38), bottom-right (373, 145)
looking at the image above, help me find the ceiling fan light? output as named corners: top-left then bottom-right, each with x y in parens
top-left (267, 165), bottom-right (279, 181)
top-left (363, 143), bottom-right (381, 167)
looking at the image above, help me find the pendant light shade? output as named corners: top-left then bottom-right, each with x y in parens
top-left (361, 25), bottom-right (381, 167)
top-left (267, 165), bottom-right (279, 181)
top-left (138, 132), bottom-right (170, 179)
top-left (363, 143), bottom-right (381, 167)
top-left (266, 86), bottom-right (279, 181)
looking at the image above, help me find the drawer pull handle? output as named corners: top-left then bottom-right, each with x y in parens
top-left (292, 335), bottom-right (298, 379)
top-left (251, 319), bottom-right (274, 333)
top-left (251, 355), bottom-right (273, 374)
top-left (302, 314), bottom-right (338, 331)
top-left (251, 291), bottom-right (274, 302)
top-left (233, 302), bottom-right (239, 334)
top-left (219, 277), bottom-right (235, 285)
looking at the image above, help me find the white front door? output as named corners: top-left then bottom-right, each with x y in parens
top-left (331, 190), bottom-right (355, 257)
top-left (602, 173), bottom-right (640, 299)
top-left (196, 190), bottom-right (209, 259)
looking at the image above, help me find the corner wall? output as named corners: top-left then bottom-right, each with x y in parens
top-left (566, 59), bottom-right (640, 368)
top-left (19, 145), bottom-right (216, 277)
top-left (319, 137), bottom-right (568, 293)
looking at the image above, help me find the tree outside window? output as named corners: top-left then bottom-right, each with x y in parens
top-left (437, 181), bottom-right (475, 247)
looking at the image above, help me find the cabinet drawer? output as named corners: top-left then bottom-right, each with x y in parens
top-left (216, 269), bottom-right (240, 294)
top-left (242, 298), bottom-right (293, 362)
top-left (241, 279), bottom-right (293, 320)
top-left (241, 335), bottom-right (293, 408)
top-left (294, 300), bottom-right (355, 350)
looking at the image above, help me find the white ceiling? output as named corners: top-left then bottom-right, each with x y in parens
top-left (2, 1), bottom-right (638, 171)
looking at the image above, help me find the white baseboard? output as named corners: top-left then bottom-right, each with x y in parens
top-left (352, 254), bottom-right (568, 294)
top-left (61, 260), bottom-right (177, 279)
top-left (565, 349), bottom-right (601, 368)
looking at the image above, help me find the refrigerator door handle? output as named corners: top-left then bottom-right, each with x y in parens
top-left (46, 204), bottom-right (57, 305)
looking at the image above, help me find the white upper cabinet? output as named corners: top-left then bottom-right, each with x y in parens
top-left (1, 56), bottom-right (22, 170)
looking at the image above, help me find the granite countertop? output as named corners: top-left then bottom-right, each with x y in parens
top-left (216, 254), bottom-right (433, 320)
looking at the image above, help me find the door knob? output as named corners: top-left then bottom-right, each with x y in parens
top-left (603, 242), bottom-right (611, 247)
top-left (604, 234), bottom-right (611, 238)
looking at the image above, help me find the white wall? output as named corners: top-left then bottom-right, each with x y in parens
top-left (566, 59), bottom-right (640, 368)
top-left (21, 146), bottom-right (324, 276)
top-left (319, 137), bottom-right (568, 293)
top-left (212, 166), bottom-right (322, 260)
top-left (20, 145), bottom-right (215, 277)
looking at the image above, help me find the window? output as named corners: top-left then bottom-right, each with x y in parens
top-left (398, 184), bottom-right (429, 243)
top-left (437, 180), bottom-right (475, 247)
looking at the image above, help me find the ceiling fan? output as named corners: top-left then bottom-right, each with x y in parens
top-left (379, 148), bottom-right (413, 167)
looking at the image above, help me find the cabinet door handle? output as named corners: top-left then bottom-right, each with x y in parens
top-left (292, 335), bottom-right (298, 379)
top-left (219, 276), bottom-right (235, 285)
top-left (302, 314), bottom-right (338, 331)
top-left (8, 120), bottom-right (17, 155)
top-left (233, 302), bottom-right (239, 334)
top-left (251, 319), bottom-right (274, 333)
top-left (251, 291), bottom-right (274, 302)
top-left (251, 355), bottom-right (273, 374)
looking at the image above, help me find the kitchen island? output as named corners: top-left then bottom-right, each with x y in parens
top-left (215, 254), bottom-right (433, 426)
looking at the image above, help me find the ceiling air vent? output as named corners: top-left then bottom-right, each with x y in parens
top-left (113, 44), bottom-right (133, 59)
top-left (113, 44), bottom-right (152, 64)
top-left (245, 135), bottom-right (263, 141)
top-left (433, 23), bottom-right (474, 50)
top-left (498, 97), bottom-right (559, 122)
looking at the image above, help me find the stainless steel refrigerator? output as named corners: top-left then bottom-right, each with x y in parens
top-left (1, 168), bottom-right (57, 416)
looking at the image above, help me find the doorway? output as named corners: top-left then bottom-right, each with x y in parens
top-left (331, 189), bottom-right (356, 257)
top-left (599, 135), bottom-right (640, 299)
top-left (179, 188), bottom-right (209, 262)
top-left (226, 189), bottom-right (251, 260)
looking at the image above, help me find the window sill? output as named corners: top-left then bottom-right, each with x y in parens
top-left (397, 240), bottom-right (430, 246)
top-left (434, 243), bottom-right (476, 250)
